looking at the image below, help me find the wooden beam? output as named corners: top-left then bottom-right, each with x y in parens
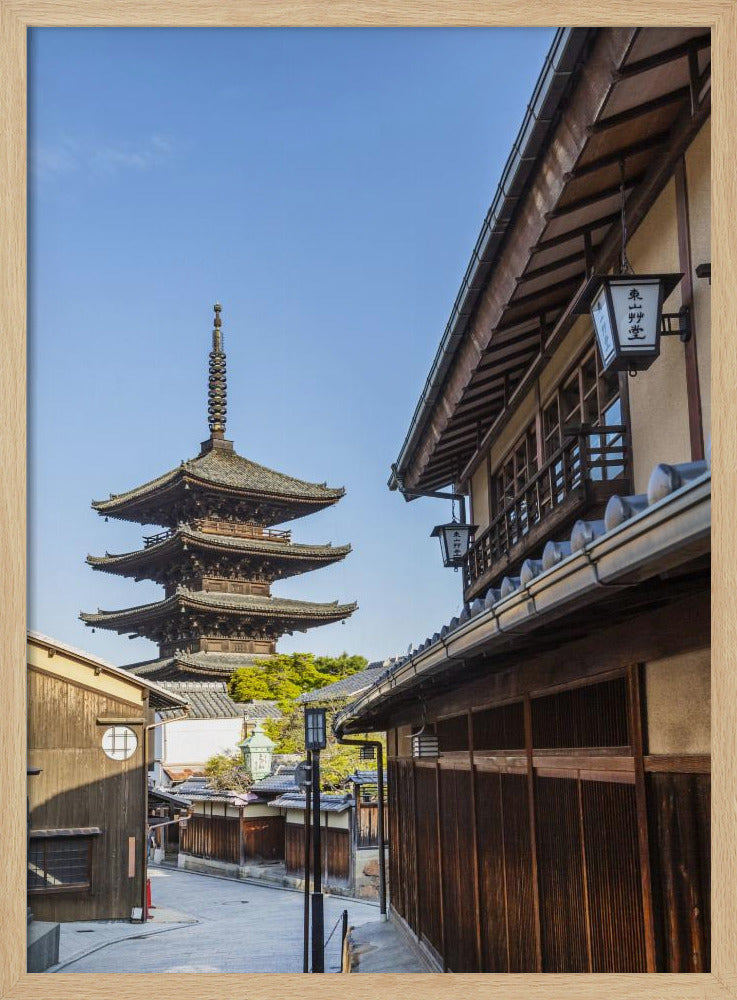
top-left (531, 212), bottom-right (621, 254)
top-left (545, 174), bottom-right (645, 220)
top-left (467, 711), bottom-right (484, 971)
top-left (563, 132), bottom-right (670, 181)
top-left (518, 249), bottom-right (586, 283)
top-left (613, 34), bottom-right (710, 81)
top-left (627, 663), bottom-right (658, 972)
top-left (523, 696), bottom-right (543, 971)
top-left (674, 157), bottom-right (705, 461)
top-left (587, 87), bottom-right (690, 134)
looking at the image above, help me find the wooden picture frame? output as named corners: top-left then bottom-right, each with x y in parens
top-left (1, 4), bottom-right (734, 998)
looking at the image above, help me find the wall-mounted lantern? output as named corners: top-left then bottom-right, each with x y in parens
top-left (574, 272), bottom-right (687, 374)
top-left (304, 706), bottom-right (327, 751)
top-left (431, 520), bottom-right (477, 569)
top-left (411, 733), bottom-right (439, 759)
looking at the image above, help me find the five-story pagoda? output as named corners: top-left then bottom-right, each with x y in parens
top-left (81, 304), bottom-right (356, 681)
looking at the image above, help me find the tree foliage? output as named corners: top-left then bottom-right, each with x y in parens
top-left (228, 652), bottom-right (382, 789)
top-left (204, 751), bottom-right (253, 793)
top-left (228, 652), bottom-right (366, 710)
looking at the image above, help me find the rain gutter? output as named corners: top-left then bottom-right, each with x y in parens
top-left (336, 472), bottom-right (710, 733)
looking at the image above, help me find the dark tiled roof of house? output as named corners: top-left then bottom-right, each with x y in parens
top-left (297, 659), bottom-right (398, 704)
top-left (93, 446), bottom-right (345, 514)
top-left (154, 681), bottom-right (280, 721)
top-left (267, 791), bottom-right (353, 814)
top-left (251, 769), bottom-right (300, 795)
top-left (162, 777), bottom-right (255, 806)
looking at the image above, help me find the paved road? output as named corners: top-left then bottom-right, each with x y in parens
top-left (54, 866), bottom-right (380, 973)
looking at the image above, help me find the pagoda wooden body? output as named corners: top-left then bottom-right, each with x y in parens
top-left (81, 305), bottom-right (356, 680)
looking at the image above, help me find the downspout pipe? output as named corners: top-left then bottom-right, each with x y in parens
top-left (334, 735), bottom-right (387, 919)
top-left (141, 708), bottom-right (189, 921)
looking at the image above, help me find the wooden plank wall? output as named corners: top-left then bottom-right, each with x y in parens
top-left (27, 667), bottom-right (146, 922)
top-left (386, 665), bottom-right (711, 974)
top-left (284, 823), bottom-right (350, 882)
top-left (181, 814), bottom-right (285, 864)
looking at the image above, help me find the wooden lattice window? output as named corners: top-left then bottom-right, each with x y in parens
top-left (28, 834), bottom-right (95, 894)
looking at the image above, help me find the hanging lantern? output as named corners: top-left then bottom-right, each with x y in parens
top-left (431, 520), bottom-right (477, 569)
top-left (574, 272), bottom-right (685, 374)
top-left (359, 743), bottom-right (375, 761)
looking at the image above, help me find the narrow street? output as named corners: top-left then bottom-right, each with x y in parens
top-left (52, 866), bottom-right (379, 973)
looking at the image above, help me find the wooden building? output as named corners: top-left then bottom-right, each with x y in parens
top-left (81, 301), bottom-right (356, 684)
top-left (336, 27), bottom-right (711, 974)
top-left (171, 779), bottom-right (286, 867)
top-left (27, 632), bottom-right (187, 922)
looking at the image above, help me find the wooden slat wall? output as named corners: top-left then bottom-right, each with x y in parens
top-left (181, 815), bottom-right (239, 864)
top-left (284, 823), bottom-right (350, 882)
top-left (385, 665), bottom-right (710, 974)
top-left (582, 779), bottom-right (647, 972)
top-left (648, 772), bottom-right (711, 971)
top-left (27, 668), bottom-right (147, 922)
top-left (242, 815), bottom-right (284, 861)
top-left (414, 764), bottom-right (442, 956)
top-left (501, 772), bottom-right (537, 971)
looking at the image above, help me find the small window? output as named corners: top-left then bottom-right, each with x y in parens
top-left (28, 835), bottom-right (93, 894)
top-left (101, 725), bottom-right (138, 760)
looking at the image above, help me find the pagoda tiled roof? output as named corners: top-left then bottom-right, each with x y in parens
top-left (92, 445), bottom-right (345, 516)
top-left (80, 587), bottom-right (357, 630)
top-left (87, 527), bottom-right (351, 570)
top-left (127, 651), bottom-right (274, 680)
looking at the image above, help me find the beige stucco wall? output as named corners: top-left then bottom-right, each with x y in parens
top-left (685, 118), bottom-right (711, 448)
top-left (645, 648), bottom-right (710, 754)
top-left (625, 178), bottom-right (692, 493)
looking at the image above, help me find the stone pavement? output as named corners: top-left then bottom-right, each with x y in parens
top-left (49, 864), bottom-right (379, 973)
top-left (347, 919), bottom-right (434, 973)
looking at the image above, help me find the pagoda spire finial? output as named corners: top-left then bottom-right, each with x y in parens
top-left (207, 302), bottom-right (227, 438)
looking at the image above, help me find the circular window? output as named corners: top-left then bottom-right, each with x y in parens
top-left (101, 725), bottom-right (138, 760)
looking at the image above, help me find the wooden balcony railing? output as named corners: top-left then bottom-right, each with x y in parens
top-left (465, 426), bottom-right (627, 593)
top-left (191, 518), bottom-right (292, 543)
top-left (143, 520), bottom-right (292, 547)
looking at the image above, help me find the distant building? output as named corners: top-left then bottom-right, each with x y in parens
top-left (27, 632), bottom-right (187, 923)
top-left (149, 681), bottom-right (280, 784)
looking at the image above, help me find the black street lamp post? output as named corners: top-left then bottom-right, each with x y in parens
top-left (304, 707), bottom-right (327, 973)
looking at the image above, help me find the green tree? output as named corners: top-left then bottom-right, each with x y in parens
top-left (228, 652), bottom-right (366, 711)
top-left (228, 651), bottom-right (381, 789)
top-left (204, 750), bottom-right (253, 793)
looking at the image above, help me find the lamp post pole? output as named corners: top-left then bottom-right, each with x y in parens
top-left (311, 746), bottom-right (324, 973)
top-left (303, 750), bottom-right (312, 974)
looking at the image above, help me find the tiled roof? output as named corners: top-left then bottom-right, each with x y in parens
top-left (347, 770), bottom-right (386, 786)
top-left (251, 769), bottom-right (300, 795)
top-left (92, 446), bottom-right (345, 513)
top-left (162, 778), bottom-right (255, 806)
top-left (267, 791), bottom-right (353, 814)
top-left (129, 651), bottom-right (273, 680)
top-left (297, 659), bottom-right (398, 703)
top-left (153, 681), bottom-right (280, 721)
top-left (88, 528), bottom-right (351, 568)
top-left (81, 588), bottom-right (357, 627)
top-left (336, 458), bottom-right (711, 730)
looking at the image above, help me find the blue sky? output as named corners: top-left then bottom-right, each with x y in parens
top-left (28, 26), bottom-right (556, 665)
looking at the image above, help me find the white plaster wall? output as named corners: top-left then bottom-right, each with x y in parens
top-left (161, 716), bottom-right (244, 768)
